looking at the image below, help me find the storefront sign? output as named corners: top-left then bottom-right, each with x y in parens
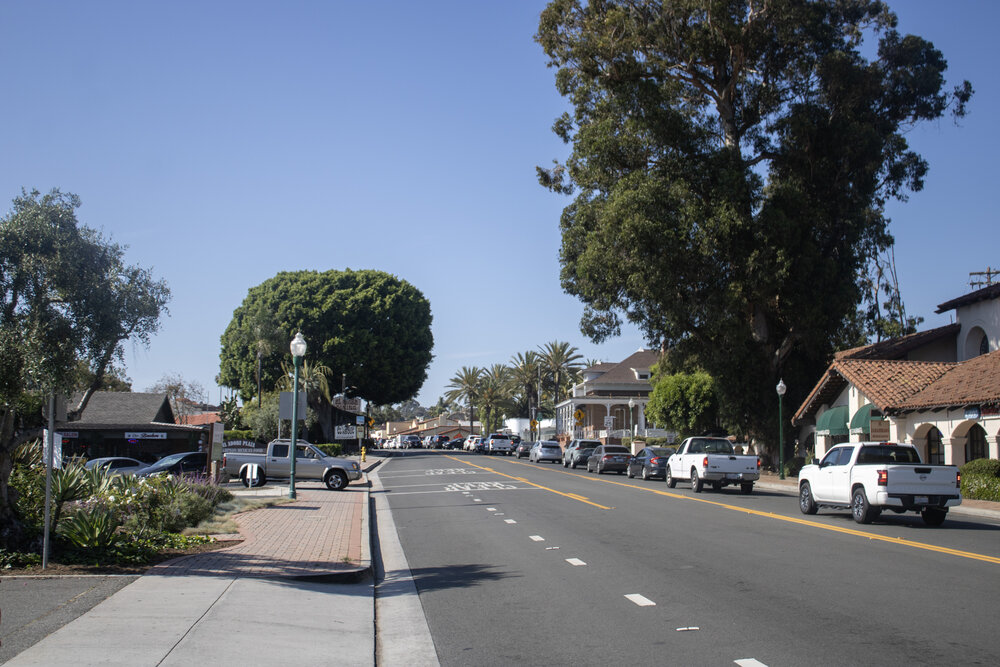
top-left (869, 419), bottom-right (890, 441)
top-left (964, 406), bottom-right (981, 420)
top-left (982, 406), bottom-right (999, 417)
top-left (125, 432), bottom-right (167, 440)
top-left (335, 425), bottom-right (357, 439)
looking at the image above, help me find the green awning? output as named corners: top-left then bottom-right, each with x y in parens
top-left (816, 405), bottom-right (849, 436)
top-left (849, 403), bottom-right (882, 435)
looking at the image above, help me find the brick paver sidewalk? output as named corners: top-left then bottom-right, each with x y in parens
top-left (148, 482), bottom-right (368, 579)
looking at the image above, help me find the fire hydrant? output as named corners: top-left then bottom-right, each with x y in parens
top-left (361, 446), bottom-right (367, 463)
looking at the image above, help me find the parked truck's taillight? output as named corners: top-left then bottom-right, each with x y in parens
top-left (957, 471), bottom-right (962, 488)
top-left (702, 456), bottom-right (709, 468)
top-left (877, 469), bottom-right (888, 486)
top-left (756, 457), bottom-right (761, 469)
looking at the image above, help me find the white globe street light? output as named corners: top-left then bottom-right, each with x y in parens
top-left (776, 379), bottom-right (787, 480)
top-left (289, 332), bottom-right (307, 499)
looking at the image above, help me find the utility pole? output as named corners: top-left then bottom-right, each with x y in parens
top-left (969, 267), bottom-right (999, 289)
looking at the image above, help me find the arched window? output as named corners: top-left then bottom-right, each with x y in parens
top-left (965, 326), bottom-right (989, 360)
top-left (981, 334), bottom-right (990, 356)
top-left (967, 424), bottom-right (987, 462)
top-left (927, 427), bottom-right (944, 465)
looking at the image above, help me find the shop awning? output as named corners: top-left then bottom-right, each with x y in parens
top-left (815, 405), bottom-right (849, 436)
top-left (849, 403), bottom-right (882, 435)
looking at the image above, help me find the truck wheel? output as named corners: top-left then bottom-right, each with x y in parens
top-left (666, 468), bottom-right (676, 488)
top-left (325, 470), bottom-right (348, 491)
top-left (690, 468), bottom-right (703, 493)
top-left (921, 507), bottom-right (947, 526)
top-left (851, 487), bottom-right (874, 524)
top-left (798, 482), bottom-right (817, 514)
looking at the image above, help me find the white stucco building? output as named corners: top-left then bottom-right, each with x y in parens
top-left (792, 283), bottom-right (1000, 465)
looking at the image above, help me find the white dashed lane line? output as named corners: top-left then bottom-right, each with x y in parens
top-left (529, 535), bottom-right (545, 542)
top-left (625, 594), bottom-right (656, 607)
top-left (565, 558), bottom-right (586, 566)
top-left (504, 519), bottom-right (517, 524)
top-left (734, 660), bottom-right (768, 667)
top-left (486, 507), bottom-right (497, 511)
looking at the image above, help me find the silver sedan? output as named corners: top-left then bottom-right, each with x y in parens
top-left (529, 440), bottom-right (563, 464)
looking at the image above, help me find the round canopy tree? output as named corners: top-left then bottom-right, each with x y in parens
top-left (219, 269), bottom-right (433, 412)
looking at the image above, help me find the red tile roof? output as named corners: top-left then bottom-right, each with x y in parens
top-left (899, 350), bottom-right (1000, 410)
top-left (833, 323), bottom-right (959, 360)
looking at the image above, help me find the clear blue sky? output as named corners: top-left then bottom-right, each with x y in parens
top-left (2, 1), bottom-right (995, 407)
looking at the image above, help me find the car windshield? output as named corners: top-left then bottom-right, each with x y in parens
top-left (578, 449), bottom-right (594, 456)
top-left (604, 446), bottom-right (629, 453)
top-left (542, 444), bottom-right (560, 449)
top-left (144, 454), bottom-right (185, 471)
top-left (650, 448), bottom-right (673, 456)
top-left (857, 445), bottom-right (921, 464)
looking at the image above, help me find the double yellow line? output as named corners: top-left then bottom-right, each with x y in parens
top-left (449, 455), bottom-right (1000, 565)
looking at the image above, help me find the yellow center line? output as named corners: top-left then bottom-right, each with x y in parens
top-left (483, 457), bottom-right (1000, 566)
top-left (444, 455), bottom-right (612, 509)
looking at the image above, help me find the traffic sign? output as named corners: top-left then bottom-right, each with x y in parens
top-left (530, 419), bottom-right (538, 428)
top-left (573, 409), bottom-right (585, 421)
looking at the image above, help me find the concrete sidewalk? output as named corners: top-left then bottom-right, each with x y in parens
top-left (6, 457), bottom-right (386, 667)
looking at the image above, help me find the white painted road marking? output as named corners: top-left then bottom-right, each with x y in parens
top-left (474, 499), bottom-right (482, 502)
top-left (676, 626), bottom-right (701, 632)
top-left (486, 507), bottom-right (497, 511)
top-left (504, 519), bottom-right (517, 524)
top-left (529, 535), bottom-right (545, 541)
top-left (565, 558), bottom-right (586, 566)
top-left (625, 594), bottom-right (656, 607)
top-left (734, 660), bottom-right (768, 667)
top-left (545, 547), bottom-right (560, 550)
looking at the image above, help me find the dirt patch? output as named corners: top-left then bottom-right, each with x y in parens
top-left (1, 540), bottom-right (243, 577)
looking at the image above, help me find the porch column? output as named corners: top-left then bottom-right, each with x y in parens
top-left (943, 437), bottom-right (967, 466)
top-left (991, 433), bottom-right (1000, 460)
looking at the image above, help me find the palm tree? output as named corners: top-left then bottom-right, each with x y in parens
top-left (478, 364), bottom-right (514, 433)
top-left (539, 340), bottom-right (584, 405)
top-left (508, 351), bottom-right (541, 418)
top-left (445, 366), bottom-right (483, 436)
top-left (243, 305), bottom-right (282, 407)
top-left (279, 359), bottom-right (334, 439)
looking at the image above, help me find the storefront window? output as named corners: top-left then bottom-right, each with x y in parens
top-left (967, 424), bottom-right (987, 462)
top-left (927, 427), bottom-right (944, 465)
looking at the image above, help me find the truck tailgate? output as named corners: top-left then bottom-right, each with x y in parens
top-left (886, 466), bottom-right (959, 496)
top-left (706, 455), bottom-right (758, 474)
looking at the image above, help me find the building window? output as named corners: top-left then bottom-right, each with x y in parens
top-left (967, 424), bottom-right (987, 462)
top-left (927, 427), bottom-right (944, 465)
top-left (981, 334), bottom-right (990, 356)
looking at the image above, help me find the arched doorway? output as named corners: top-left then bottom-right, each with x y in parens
top-left (967, 424), bottom-right (988, 462)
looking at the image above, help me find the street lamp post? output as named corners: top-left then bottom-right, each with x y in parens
top-left (628, 397), bottom-right (636, 438)
top-left (289, 332), bottom-right (307, 499)
top-left (776, 379), bottom-right (787, 480)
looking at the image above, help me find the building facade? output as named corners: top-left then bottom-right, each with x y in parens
top-left (793, 284), bottom-right (1000, 465)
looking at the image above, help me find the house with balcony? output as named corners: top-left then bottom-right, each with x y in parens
top-left (555, 348), bottom-right (672, 444)
top-left (792, 282), bottom-right (1000, 465)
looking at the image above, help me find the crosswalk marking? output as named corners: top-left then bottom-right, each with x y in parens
top-left (565, 558), bottom-right (586, 566)
top-left (625, 594), bottom-right (655, 607)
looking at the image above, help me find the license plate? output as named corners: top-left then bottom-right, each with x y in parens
top-left (726, 474), bottom-right (739, 480)
top-left (915, 496), bottom-right (929, 504)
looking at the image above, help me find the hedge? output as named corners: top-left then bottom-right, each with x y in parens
top-left (960, 458), bottom-right (1000, 502)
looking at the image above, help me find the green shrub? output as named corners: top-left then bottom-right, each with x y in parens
top-left (185, 478), bottom-right (234, 507)
top-left (0, 548), bottom-right (42, 569)
top-left (224, 429), bottom-right (255, 441)
top-left (784, 456), bottom-right (807, 478)
top-left (9, 463), bottom-right (46, 537)
top-left (57, 507), bottom-right (119, 550)
top-left (961, 472), bottom-right (1000, 502)
top-left (961, 458), bottom-right (1000, 478)
top-left (315, 443), bottom-right (344, 457)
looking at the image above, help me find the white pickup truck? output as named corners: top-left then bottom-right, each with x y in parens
top-left (798, 442), bottom-right (961, 525)
top-left (484, 433), bottom-right (514, 455)
top-left (666, 436), bottom-right (761, 494)
top-left (221, 439), bottom-right (362, 490)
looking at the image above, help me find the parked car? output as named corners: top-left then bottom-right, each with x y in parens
top-left (563, 439), bottom-right (602, 467)
top-left (586, 445), bottom-right (631, 474)
top-left (484, 433), bottom-right (514, 455)
top-left (445, 437), bottom-right (465, 450)
top-left (569, 447), bottom-right (594, 469)
top-left (84, 456), bottom-right (147, 476)
top-left (529, 440), bottom-right (562, 464)
top-left (221, 439), bottom-right (362, 490)
top-left (627, 447), bottom-right (676, 480)
top-left (432, 435), bottom-right (450, 449)
top-left (514, 441), bottom-right (534, 459)
top-left (136, 452), bottom-right (207, 478)
top-left (402, 435), bottom-right (422, 449)
top-left (463, 435), bottom-right (479, 451)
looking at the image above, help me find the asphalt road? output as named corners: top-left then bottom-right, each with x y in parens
top-left (373, 450), bottom-right (1000, 667)
top-left (0, 575), bottom-right (137, 664)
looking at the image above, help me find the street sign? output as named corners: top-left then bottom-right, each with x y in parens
top-left (530, 419), bottom-right (538, 428)
top-left (279, 391), bottom-right (307, 419)
top-left (335, 424), bottom-right (357, 439)
top-left (603, 416), bottom-right (615, 428)
top-left (574, 409), bottom-right (585, 421)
